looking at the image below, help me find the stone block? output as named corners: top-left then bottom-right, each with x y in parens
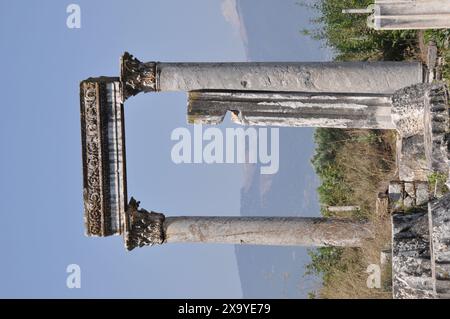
top-left (423, 84), bottom-right (450, 179)
top-left (397, 134), bottom-right (429, 182)
top-left (416, 182), bottom-right (430, 206)
top-left (389, 182), bottom-right (404, 211)
top-left (428, 193), bottom-right (450, 297)
top-left (392, 212), bottom-right (434, 299)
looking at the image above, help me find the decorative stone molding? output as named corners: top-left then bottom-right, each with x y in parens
top-left (80, 80), bottom-right (105, 236)
top-left (125, 198), bottom-right (166, 251)
top-left (392, 83), bottom-right (449, 182)
top-left (80, 77), bottom-right (127, 237)
top-left (392, 82), bottom-right (448, 137)
top-left (424, 84), bottom-right (450, 179)
top-left (121, 52), bottom-right (158, 100)
top-left (391, 193), bottom-right (450, 299)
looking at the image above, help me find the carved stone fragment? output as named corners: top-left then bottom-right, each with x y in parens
top-left (125, 198), bottom-right (166, 251)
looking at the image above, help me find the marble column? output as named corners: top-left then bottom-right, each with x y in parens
top-left (121, 52), bottom-right (424, 99)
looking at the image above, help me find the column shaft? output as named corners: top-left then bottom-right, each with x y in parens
top-left (163, 216), bottom-right (374, 247)
top-left (159, 62), bottom-right (422, 94)
top-left (121, 53), bottom-right (424, 99)
top-left (188, 90), bottom-right (395, 129)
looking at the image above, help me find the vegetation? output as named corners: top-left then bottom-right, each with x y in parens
top-left (300, 0), bottom-right (418, 61)
top-left (301, 0), bottom-right (450, 299)
top-left (428, 172), bottom-right (449, 196)
top-left (307, 129), bottom-right (395, 299)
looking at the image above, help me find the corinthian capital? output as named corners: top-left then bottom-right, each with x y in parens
top-left (121, 52), bottom-right (158, 100)
top-left (125, 198), bottom-right (166, 251)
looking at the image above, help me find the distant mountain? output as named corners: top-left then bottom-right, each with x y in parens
top-left (221, 0), bottom-right (333, 298)
top-left (236, 129), bottom-right (322, 298)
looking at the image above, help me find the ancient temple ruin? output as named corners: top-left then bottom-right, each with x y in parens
top-left (80, 51), bottom-right (450, 298)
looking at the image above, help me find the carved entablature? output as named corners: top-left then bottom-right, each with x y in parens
top-left (121, 52), bottom-right (159, 100)
top-left (125, 198), bottom-right (166, 251)
top-left (80, 77), bottom-right (128, 237)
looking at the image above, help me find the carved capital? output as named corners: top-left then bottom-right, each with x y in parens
top-left (125, 198), bottom-right (166, 251)
top-left (392, 83), bottom-right (448, 138)
top-left (121, 52), bottom-right (158, 100)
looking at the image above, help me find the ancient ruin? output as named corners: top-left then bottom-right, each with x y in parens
top-left (80, 50), bottom-right (450, 298)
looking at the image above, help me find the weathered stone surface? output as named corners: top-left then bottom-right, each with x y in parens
top-left (435, 263), bottom-right (450, 281)
top-left (125, 198), bottom-right (166, 251)
top-left (391, 192), bottom-right (450, 299)
top-left (427, 42), bottom-right (438, 82)
top-left (389, 182), bottom-right (403, 201)
top-left (416, 183), bottom-right (431, 206)
top-left (80, 77), bottom-right (127, 237)
top-left (423, 84), bottom-right (450, 179)
top-left (389, 181), bottom-right (430, 212)
top-left (393, 82), bottom-right (449, 183)
top-left (188, 91), bottom-right (395, 129)
top-left (164, 216), bottom-right (374, 247)
top-left (121, 52), bottom-right (158, 100)
top-left (435, 280), bottom-right (450, 295)
top-left (389, 182), bottom-right (404, 211)
top-left (428, 193), bottom-right (450, 296)
top-left (397, 134), bottom-right (429, 181)
top-left (346, 1), bottom-right (450, 30)
top-left (392, 84), bottom-right (430, 138)
top-left (121, 53), bottom-right (423, 97)
top-left (392, 212), bottom-right (434, 299)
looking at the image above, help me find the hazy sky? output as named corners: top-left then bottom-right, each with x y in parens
top-left (0, 0), bottom-right (329, 298)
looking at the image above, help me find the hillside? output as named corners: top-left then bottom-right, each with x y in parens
top-left (305, 0), bottom-right (450, 299)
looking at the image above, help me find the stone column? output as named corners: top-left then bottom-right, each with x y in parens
top-left (124, 198), bottom-right (374, 251)
top-left (79, 77), bottom-right (375, 252)
top-left (344, 1), bottom-right (450, 30)
top-left (187, 90), bottom-right (395, 129)
top-left (120, 52), bottom-right (424, 100)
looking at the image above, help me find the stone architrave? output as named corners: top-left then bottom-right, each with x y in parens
top-left (80, 77), bottom-right (127, 236)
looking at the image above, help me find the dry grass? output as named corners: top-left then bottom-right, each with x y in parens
top-left (319, 33), bottom-right (449, 298)
top-left (319, 215), bottom-right (392, 299)
top-left (318, 130), bottom-right (396, 299)
top-left (335, 130), bottom-right (396, 216)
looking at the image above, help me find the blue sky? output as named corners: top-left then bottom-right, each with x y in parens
top-left (0, 0), bottom-right (329, 298)
top-left (0, 0), bottom-right (248, 298)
